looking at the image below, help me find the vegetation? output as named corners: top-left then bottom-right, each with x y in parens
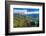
top-left (13, 13), bottom-right (39, 28)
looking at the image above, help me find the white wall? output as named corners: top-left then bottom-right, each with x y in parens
top-left (6, 0), bottom-right (45, 3)
top-left (0, 0), bottom-right (5, 36)
top-left (0, 0), bottom-right (46, 36)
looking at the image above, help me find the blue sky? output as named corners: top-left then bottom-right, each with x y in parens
top-left (13, 8), bottom-right (39, 12)
top-left (13, 8), bottom-right (39, 18)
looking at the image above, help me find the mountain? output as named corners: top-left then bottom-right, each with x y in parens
top-left (26, 14), bottom-right (39, 18)
top-left (14, 13), bottom-right (39, 18)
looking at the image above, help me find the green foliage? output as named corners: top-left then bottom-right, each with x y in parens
top-left (13, 14), bottom-right (39, 28)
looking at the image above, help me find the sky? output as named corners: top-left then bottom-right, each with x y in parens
top-left (13, 8), bottom-right (39, 14)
